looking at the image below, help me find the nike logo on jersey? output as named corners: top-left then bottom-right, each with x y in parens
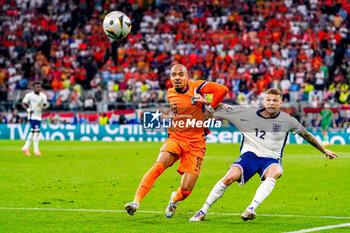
top-left (240, 119), bottom-right (249, 121)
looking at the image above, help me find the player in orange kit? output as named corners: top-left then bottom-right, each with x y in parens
top-left (124, 64), bottom-right (228, 217)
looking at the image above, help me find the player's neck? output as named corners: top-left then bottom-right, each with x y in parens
top-left (174, 85), bottom-right (188, 93)
top-left (261, 109), bottom-right (279, 118)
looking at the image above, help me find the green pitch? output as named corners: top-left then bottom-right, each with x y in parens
top-left (0, 140), bottom-right (349, 232)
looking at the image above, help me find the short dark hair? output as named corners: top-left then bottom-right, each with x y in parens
top-left (265, 88), bottom-right (282, 97)
top-left (34, 82), bottom-right (41, 86)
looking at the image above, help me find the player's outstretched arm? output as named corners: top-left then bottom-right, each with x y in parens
top-left (298, 128), bottom-right (338, 160)
top-left (193, 82), bottom-right (228, 111)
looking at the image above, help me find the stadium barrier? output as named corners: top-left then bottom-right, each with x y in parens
top-left (1, 124), bottom-right (349, 145)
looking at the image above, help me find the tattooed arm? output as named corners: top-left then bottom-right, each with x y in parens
top-left (298, 128), bottom-right (338, 160)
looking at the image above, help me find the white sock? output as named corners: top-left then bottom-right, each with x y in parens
top-left (33, 132), bottom-right (40, 151)
top-left (23, 132), bottom-right (34, 149)
top-left (248, 177), bottom-right (276, 210)
top-left (201, 180), bottom-right (228, 214)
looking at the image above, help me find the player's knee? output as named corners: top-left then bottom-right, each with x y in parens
top-left (222, 166), bottom-right (241, 185)
top-left (157, 151), bottom-right (177, 168)
top-left (222, 176), bottom-right (234, 186)
top-left (222, 173), bottom-right (238, 186)
top-left (265, 166), bottom-right (282, 179)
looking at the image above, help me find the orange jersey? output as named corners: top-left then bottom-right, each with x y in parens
top-left (166, 80), bottom-right (228, 142)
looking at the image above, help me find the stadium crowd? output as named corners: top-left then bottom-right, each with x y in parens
top-left (0, 0), bottom-right (349, 126)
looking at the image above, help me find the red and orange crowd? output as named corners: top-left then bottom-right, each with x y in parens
top-left (0, 0), bottom-right (349, 112)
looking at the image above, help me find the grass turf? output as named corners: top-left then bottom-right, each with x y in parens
top-left (0, 140), bottom-right (349, 232)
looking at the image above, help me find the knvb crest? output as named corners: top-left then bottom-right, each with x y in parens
top-left (143, 110), bottom-right (162, 129)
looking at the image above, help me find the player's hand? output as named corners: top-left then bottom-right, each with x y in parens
top-left (203, 110), bottom-right (213, 121)
top-left (324, 149), bottom-right (338, 160)
top-left (27, 108), bottom-right (33, 114)
top-left (192, 88), bottom-right (209, 105)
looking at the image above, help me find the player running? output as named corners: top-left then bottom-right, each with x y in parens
top-left (21, 82), bottom-right (48, 156)
top-left (190, 88), bottom-right (338, 222)
top-left (124, 64), bottom-right (228, 217)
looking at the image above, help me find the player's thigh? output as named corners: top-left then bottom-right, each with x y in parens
top-left (222, 166), bottom-right (242, 186)
top-left (321, 123), bottom-right (329, 131)
top-left (158, 137), bottom-right (182, 168)
top-left (227, 152), bottom-right (261, 186)
top-left (157, 151), bottom-right (178, 169)
top-left (263, 164), bottom-right (283, 180)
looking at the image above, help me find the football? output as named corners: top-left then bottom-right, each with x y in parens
top-left (103, 11), bottom-right (132, 40)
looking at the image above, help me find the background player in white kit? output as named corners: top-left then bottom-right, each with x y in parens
top-left (190, 88), bottom-right (338, 222)
top-left (21, 82), bottom-right (48, 156)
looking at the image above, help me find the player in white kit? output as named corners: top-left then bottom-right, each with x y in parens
top-left (21, 82), bottom-right (48, 156)
top-left (190, 88), bottom-right (338, 222)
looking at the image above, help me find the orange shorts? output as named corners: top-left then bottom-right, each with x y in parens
top-left (160, 137), bottom-right (206, 177)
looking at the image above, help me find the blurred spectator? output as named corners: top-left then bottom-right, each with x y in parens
top-left (84, 95), bottom-right (96, 111)
top-left (0, 86), bottom-right (7, 102)
top-left (69, 89), bottom-right (83, 111)
top-left (0, 112), bottom-right (7, 123)
top-left (79, 113), bottom-right (88, 124)
top-left (94, 86), bottom-right (104, 102)
top-left (282, 89), bottom-right (290, 103)
top-left (9, 109), bottom-right (22, 123)
top-left (280, 76), bottom-right (291, 93)
top-left (338, 84), bottom-right (349, 104)
top-left (99, 113), bottom-right (109, 125)
top-left (119, 113), bottom-right (126, 124)
top-left (249, 95), bottom-right (260, 107)
top-left (58, 88), bottom-right (70, 109)
top-left (116, 92), bottom-right (126, 110)
top-left (138, 92), bottom-right (150, 108)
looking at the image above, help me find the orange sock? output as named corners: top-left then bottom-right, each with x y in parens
top-left (171, 187), bottom-right (192, 202)
top-left (134, 161), bottom-right (165, 204)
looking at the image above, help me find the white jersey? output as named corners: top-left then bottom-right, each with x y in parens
top-left (214, 104), bottom-right (304, 160)
top-left (22, 91), bottom-right (47, 121)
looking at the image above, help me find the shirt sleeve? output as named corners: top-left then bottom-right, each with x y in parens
top-left (42, 93), bottom-right (48, 105)
top-left (195, 81), bottom-right (228, 108)
top-left (289, 116), bottom-right (304, 135)
top-left (213, 104), bottom-right (241, 119)
top-left (22, 93), bottom-right (30, 104)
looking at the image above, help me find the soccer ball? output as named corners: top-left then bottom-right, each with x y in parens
top-left (103, 11), bottom-right (132, 40)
